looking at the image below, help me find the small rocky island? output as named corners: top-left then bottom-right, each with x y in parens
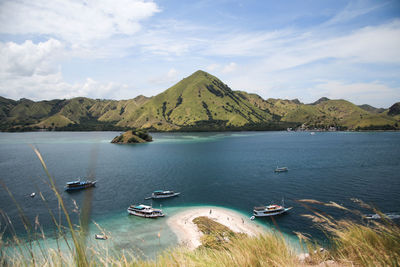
top-left (111, 129), bottom-right (153, 144)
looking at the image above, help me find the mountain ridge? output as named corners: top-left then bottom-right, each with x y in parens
top-left (0, 70), bottom-right (398, 131)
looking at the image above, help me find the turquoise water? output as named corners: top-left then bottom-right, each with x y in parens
top-left (1, 131), bottom-right (400, 256)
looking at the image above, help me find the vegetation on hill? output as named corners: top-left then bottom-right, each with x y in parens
top-left (0, 70), bottom-right (399, 131)
top-left (111, 129), bottom-right (153, 144)
top-left (358, 104), bottom-right (386, 114)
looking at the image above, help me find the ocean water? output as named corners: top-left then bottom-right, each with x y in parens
top-left (1, 131), bottom-right (400, 257)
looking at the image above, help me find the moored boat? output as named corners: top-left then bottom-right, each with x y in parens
top-left (252, 204), bottom-right (292, 217)
top-left (127, 204), bottom-right (165, 218)
top-left (363, 213), bottom-right (400, 220)
top-left (275, 167), bottom-right (288, 172)
top-left (65, 179), bottom-right (96, 191)
top-left (145, 190), bottom-right (180, 200)
top-left (95, 234), bottom-right (108, 240)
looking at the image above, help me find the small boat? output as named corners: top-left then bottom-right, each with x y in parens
top-left (145, 190), bottom-right (180, 200)
top-left (127, 204), bottom-right (165, 218)
top-left (65, 179), bottom-right (97, 191)
top-left (95, 234), bottom-right (108, 240)
top-left (310, 132), bottom-right (315, 135)
top-left (253, 203), bottom-right (292, 217)
top-left (30, 192), bottom-right (36, 198)
top-left (275, 167), bottom-right (288, 172)
top-left (363, 213), bottom-right (400, 220)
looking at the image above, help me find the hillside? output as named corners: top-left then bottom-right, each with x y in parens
top-left (0, 70), bottom-right (399, 131)
top-left (116, 70), bottom-right (273, 131)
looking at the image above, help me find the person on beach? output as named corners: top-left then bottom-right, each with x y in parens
top-left (210, 209), bottom-right (212, 214)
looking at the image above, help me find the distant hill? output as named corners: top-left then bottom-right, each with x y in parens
top-left (358, 104), bottom-right (386, 114)
top-left (0, 70), bottom-right (398, 131)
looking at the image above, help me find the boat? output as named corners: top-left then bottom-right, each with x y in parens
top-left (274, 167), bottom-right (288, 172)
top-left (252, 203), bottom-right (292, 217)
top-left (95, 234), bottom-right (108, 240)
top-left (127, 204), bottom-right (165, 218)
top-left (145, 190), bottom-right (180, 200)
top-left (30, 192), bottom-right (36, 198)
top-left (65, 179), bottom-right (97, 191)
top-left (363, 213), bottom-right (400, 220)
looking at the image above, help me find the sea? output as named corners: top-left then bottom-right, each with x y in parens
top-left (0, 131), bottom-right (399, 258)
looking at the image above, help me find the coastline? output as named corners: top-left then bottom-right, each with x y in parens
top-left (166, 206), bottom-right (266, 250)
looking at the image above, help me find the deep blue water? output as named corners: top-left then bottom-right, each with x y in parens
top-left (1, 131), bottom-right (400, 254)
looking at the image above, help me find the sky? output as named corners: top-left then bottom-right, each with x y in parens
top-left (0, 0), bottom-right (399, 107)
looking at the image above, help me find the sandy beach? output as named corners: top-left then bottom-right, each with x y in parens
top-left (167, 206), bottom-right (267, 250)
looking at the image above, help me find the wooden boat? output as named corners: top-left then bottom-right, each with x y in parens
top-left (65, 179), bottom-right (96, 191)
top-left (127, 204), bottom-right (165, 218)
top-left (275, 167), bottom-right (288, 172)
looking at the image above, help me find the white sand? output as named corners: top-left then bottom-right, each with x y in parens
top-left (167, 206), bottom-right (266, 250)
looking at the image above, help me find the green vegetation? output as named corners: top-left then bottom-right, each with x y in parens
top-left (192, 216), bottom-right (246, 249)
top-left (111, 129), bottom-right (153, 144)
top-left (1, 70), bottom-right (399, 131)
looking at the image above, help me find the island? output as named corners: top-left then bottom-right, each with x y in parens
top-left (111, 129), bottom-right (153, 144)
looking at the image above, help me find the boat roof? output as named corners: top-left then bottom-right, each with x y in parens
top-left (66, 180), bottom-right (81, 184)
top-left (134, 204), bottom-right (151, 209)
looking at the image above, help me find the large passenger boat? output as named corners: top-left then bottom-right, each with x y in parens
top-left (252, 203), bottom-right (292, 218)
top-left (127, 204), bottom-right (165, 218)
top-left (65, 179), bottom-right (96, 191)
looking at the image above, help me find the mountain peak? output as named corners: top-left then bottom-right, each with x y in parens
top-left (311, 97), bottom-right (330, 105)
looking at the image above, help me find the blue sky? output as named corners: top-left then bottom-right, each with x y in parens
top-left (0, 0), bottom-right (399, 107)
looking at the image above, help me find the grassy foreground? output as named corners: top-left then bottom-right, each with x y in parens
top-left (1, 149), bottom-right (400, 266)
top-left (2, 201), bottom-right (400, 267)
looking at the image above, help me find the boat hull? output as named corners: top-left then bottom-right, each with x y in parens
top-left (65, 181), bottom-right (96, 191)
top-left (127, 209), bottom-right (165, 218)
top-left (151, 192), bottom-right (180, 199)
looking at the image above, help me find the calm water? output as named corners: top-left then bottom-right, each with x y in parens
top-left (1, 131), bottom-right (400, 256)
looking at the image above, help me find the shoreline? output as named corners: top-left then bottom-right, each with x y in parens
top-left (166, 206), bottom-right (266, 250)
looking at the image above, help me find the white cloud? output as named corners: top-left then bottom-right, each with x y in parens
top-left (0, 0), bottom-right (160, 44)
top-left (206, 64), bottom-right (220, 71)
top-left (323, 0), bottom-right (386, 26)
top-left (0, 39), bottom-right (63, 76)
top-left (222, 62), bottom-right (237, 73)
top-left (0, 71), bottom-right (136, 101)
top-left (147, 68), bottom-right (179, 85)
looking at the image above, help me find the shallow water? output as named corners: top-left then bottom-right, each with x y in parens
top-left (1, 131), bottom-right (399, 257)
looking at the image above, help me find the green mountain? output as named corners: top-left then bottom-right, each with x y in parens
top-left (0, 70), bottom-right (399, 131)
top-left (116, 70), bottom-right (273, 131)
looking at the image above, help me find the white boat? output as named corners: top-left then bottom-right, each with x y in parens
top-left (95, 234), bottom-right (108, 240)
top-left (30, 192), bottom-right (36, 198)
top-left (274, 167), bottom-right (288, 172)
top-left (253, 204), bottom-right (292, 217)
top-left (145, 190), bottom-right (180, 200)
top-left (364, 213), bottom-right (400, 220)
top-left (127, 204), bottom-right (165, 218)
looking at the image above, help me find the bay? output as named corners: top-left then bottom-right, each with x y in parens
top-left (1, 131), bottom-right (399, 257)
